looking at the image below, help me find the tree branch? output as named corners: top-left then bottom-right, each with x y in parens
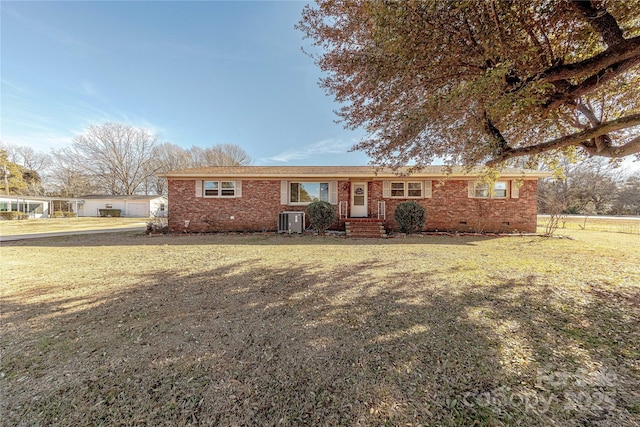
top-left (586, 134), bottom-right (640, 158)
top-left (574, 102), bottom-right (609, 152)
top-left (544, 55), bottom-right (640, 110)
top-left (486, 113), bottom-right (640, 165)
top-left (483, 115), bottom-right (511, 153)
top-left (542, 36), bottom-right (640, 83)
top-left (570, 0), bottom-right (625, 47)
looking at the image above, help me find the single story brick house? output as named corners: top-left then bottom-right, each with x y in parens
top-left (161, 166), bottom-right (548, 235)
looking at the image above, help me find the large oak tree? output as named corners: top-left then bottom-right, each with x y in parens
top-left (298, 0), bottom-right (640, 169)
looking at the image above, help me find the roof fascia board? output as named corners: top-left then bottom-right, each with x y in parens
top-left (159, 172), bottom-right (550, 179)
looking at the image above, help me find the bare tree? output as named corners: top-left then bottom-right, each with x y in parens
top-left (0, 142), bottom-right (52, 195)
top-left (152, 143), bottom-right (252, 195)
top-left (48, 159), bottom-right (99, 198)
top-left (154, 143), bottom-right (192, 170)
top-left (611, 172), bottom-right (640, 215)
top-left (538, 158), bottom-right (621, 215)
top-left (0, 149), bottom-right (36, 195)
top-left (189, 143), bottom-right (252, 167)
top-left (1, 143), bottom-right (52, 175)
top-left (55, 122), bottom-right (159, 195)
top-left (150, 143), bottom-right (193, 195)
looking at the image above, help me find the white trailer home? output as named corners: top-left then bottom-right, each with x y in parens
top-left (77, 195), bottom-right (167, 218)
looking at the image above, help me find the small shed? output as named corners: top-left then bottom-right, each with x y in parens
top-left (77, 195), bottom-right (167, 218)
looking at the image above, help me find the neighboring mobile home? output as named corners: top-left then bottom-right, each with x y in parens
top-left (160, 166), bottom-right (548, 234)
top-left (78, 195), bottom-right (167, 218)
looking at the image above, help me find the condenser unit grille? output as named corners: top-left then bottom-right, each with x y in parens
top-left (278, 212), bottom-right (305, 234)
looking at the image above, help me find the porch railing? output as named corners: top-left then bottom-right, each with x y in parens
top-left (339, 201), bottom-right (348, 219)
top-left (377, 201), bottom-right (386, 220)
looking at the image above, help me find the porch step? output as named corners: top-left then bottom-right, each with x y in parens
top-left (344, 220), bottom-right (387, 238)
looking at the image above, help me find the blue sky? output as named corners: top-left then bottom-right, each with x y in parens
top-left (0, 0), bottom-right (370, 166)
top-left (2, 1), bottom-right (639, 172)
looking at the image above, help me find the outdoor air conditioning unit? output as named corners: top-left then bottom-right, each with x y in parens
top-left (278, 211), bottom-right (305, 234)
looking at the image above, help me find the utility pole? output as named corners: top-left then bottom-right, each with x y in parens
top-left (2, 164), bottom-right (10, 196)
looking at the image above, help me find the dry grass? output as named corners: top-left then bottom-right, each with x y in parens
top-left (0, 217), bottom-right (146, 236)
top-left (538, 215), bottom-right (640, 235)
top-left (1, 230), bottom-right (639, 426)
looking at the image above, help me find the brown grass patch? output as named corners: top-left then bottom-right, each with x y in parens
top-left (2, 231), bottom-right (639, 425)
top-left (538, 215), bottom-right (640, 235)
top-left (0, 217), bottom-right (146, 236)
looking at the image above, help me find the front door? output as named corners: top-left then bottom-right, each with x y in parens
top-left (351, 182), bottom-right (368, 217)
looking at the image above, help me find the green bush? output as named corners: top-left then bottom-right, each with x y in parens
top-left (53, 211), bottom-right (65, 218)
top-left (63, 212), bottom-right (77, 218)
top-left (306, 200), bottom-right (336, 234)
top-left (394, 201), bottom-right (426, 234)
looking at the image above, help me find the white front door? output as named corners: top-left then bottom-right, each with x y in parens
top-left (351, 182), bottom-right (368, 217)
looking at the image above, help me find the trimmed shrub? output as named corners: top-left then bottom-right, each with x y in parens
top-left (0, 211), bottom-right (28, 220)
top-left (98, 209), bottom-right (121, 217)
top-left (394, 201), bottom-right (426, 234)
top-left (306, 200), bottom-right (336, 234)
top-left (54, 211), bottom-right (76, 218)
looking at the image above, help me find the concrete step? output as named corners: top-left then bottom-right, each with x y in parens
top-left (345, 226), bottom-right (386, 231)
top-left (348, 233), bottom-right (388, 238)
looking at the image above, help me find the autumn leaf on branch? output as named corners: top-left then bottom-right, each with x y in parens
top-left (298, 0), bottom-right (640, 169)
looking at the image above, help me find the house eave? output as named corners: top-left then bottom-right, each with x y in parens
top-left (159, 171), bottom-right (551, 180)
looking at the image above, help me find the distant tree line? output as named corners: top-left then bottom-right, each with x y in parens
top-left (0, 122), bottom-right (251, 197)
top-left (3, 122), bottom-right (638, 216)
top-left (538, 158), bottom-right (640, 216)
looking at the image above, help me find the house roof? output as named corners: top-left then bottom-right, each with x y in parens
top-left (79, 194), bottom-right (167, 201)
top-left (159, 165), bottom-right (550, 179)
top-left (0, 195), bottom-right (84, 202)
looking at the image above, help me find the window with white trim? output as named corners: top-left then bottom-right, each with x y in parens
top-left (290, 182), bottom-right (329, 204)
top-left (407, 182), bottom-right (422, 197)
top-left (204, 181), bottom-right (237, 197)
top-left (470, 181), bottom-right (508, 198)
top-left (493, 182), bottom-right (508, 198)
top-left (390, 181), bottom-right (423, 198)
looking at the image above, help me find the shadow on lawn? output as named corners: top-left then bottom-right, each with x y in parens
top-left (2, 261), bottom-right (638, 426)
top-left (1, 231), bottom-right (495, 248)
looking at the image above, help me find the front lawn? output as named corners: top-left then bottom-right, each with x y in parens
top-left (1, 230), bottom-right (638, 426)
top-left (0, 217), bottom-right (146, 236)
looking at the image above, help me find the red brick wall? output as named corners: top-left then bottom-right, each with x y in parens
top-left (167, 179), bottom-right (347, 232)
top-left (379, 180), bottom-right (538, 233)
top-left (167, 178), bottom-right (539, 233)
